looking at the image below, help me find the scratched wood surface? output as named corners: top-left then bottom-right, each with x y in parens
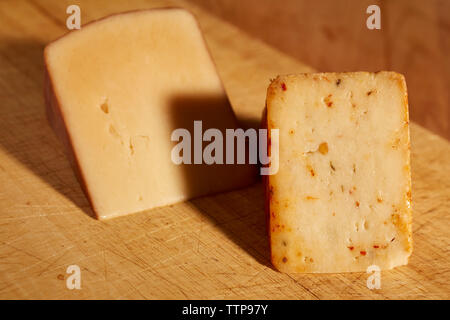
top-left (0, 0), bottom-right (449, 299)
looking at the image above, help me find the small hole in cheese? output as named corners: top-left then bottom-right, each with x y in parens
top-left (109, 124), bottom-right (119, 138)
top-left (129, 139), bottom-right (135, 155)
top-left (363, 220), bottom-right (369, 230)
top-left (100, 101), bottom-right (109, 114)
top-left (330, 161), bottom-right (336, 171)
top-left (318, 142), bottom-right (328, 155)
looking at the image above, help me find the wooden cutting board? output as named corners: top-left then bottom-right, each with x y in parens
top-left (0, 0), bottom-right (448, 299)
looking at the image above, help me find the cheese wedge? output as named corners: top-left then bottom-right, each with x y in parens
top-left (44, 8), bottom-right (256, 219)
top-left (265, 72), bottom-right (412, 273)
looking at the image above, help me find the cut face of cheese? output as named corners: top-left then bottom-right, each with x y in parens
top-left (44, 8), bottom-right (256, 219)
top-left (265, 72), bottom-right (412, 273)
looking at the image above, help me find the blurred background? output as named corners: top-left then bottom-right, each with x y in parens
top-left (190, 0), bottom-right (449, 140)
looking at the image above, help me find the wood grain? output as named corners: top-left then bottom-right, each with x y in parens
top-left (0, 0), bottom-right (449, 299)
top-left (190, 0), bottom-right (450, 140)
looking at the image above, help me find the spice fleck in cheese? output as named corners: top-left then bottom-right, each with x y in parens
top-left (265, 72), bottom-right (412, 273)
top-left (44, 9), bottom-right (255, 219)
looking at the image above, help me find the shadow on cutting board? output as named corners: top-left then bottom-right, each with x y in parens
top-left (0, 38), bottom-right (95, 218)
top-left (0, 38), bottom-right (270, 267)
top-left (168, 94), bottom-right (271, 268)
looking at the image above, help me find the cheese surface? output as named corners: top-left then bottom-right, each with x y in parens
top-left (44, 8), bottom-right (255, 219)
top-left (265, 72), bottom-right (412, 273)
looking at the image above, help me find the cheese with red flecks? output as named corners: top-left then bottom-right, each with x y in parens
top-left (265, 72), bottom-right (412, 273)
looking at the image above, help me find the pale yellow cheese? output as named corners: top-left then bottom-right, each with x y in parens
top-left (44, 8), bottom-right (256, 219)
top-left (265, 72), bottom-right (412, 273)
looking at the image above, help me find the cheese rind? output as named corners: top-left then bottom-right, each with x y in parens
top-left (265, 72), bottom-right (412, 273)
top-left (44, 8), bottom-right (256, 219)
